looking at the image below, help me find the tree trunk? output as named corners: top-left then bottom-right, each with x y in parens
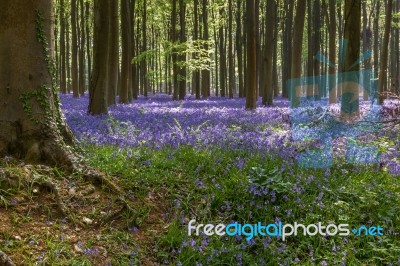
top-left (79, 0), bottom-right (86, 96)
top-left (108, 0), bottom-right (119, 106)
top-left (378, 0), bottom-right (393, 104)
top-left (120, 0), bottom-right (131, 104)
top-left (201, 0), bottom-right (210, 98)
top-left (218, 9), bottom-right (226, 98)
top-left (228, 0), bottom-right (234, 99)
top-left (142, 0), bottom-right (148, 98)
top-left (328, 0), bottom-right (337, 103)
top-left (290, 0), bottom-right (307, 107)
top-left (171, 0), bottom-right (179, 100)
top-left (85, 1), bottom-right (91, 88)
top-left (341, 0), bottom-right (361, 116)
top-left (71, 0), bottom-right (79, 98)
top-left (373, 0), bottom-right (380, 72)
top-left (246, 0), bottom-right (257, 110)
top-left (282, 0), bottom-right (294, 98)
top-left (272, 0), bottom-right (279, 97)
top-left (236, 0), bottom-right (244, 98)
top-left (262, 0), bottom-right (274, 106)
top-left (59, 0), bottom-right (67, 94)
top-left (0, 0), bottom-right (76, 167)
top-left (178, 0), bottom-right (187, 100)
top-left (193, 0), bottom-right (200, 100)
top-left (362, 0), bottom-right (371, 101)
top-left (88, 0), bottom-right (110, 115)
top-left (131, 0), bottom-right (138, 100)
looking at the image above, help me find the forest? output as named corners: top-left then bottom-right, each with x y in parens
top-left (0, 0), bottom-right (400, 265)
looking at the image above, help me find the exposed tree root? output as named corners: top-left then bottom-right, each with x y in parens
top-left (0, 159), bottom-right (135, 227)
top-left (0, 251), bottom-right (15, 266)
top-left (81, 167), bottom-right (135, 220)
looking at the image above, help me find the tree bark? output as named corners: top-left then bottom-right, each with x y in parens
top-left (193, 0), bottom-right (200, 99)
top-left (218, 9), bottom-right (226, 97)
top-left (378, 0), bottom-right (393, 103)
top-left (290, 0), bottom-right (307, 107)
top-left (262, 0), bottom-right (274, 106)
top-left (341, 0), bottom-right (361, 116)
top-left (328, 0), bottom-right (337, 103)
top-left (108, 0), bottom-right (119, 106)
top-left (59, 0), bottom-right (67, 94)
top-left (201, 0), bottom-right (210, 97)
top-left (120, 0), bottom-right (131, 104)
top-left (88, 0), bottom-right (110, 115)
top-left (0, 0), bottom-right (76, 167)
top-left (79, 0), bottom-right (86, 96)
top-left (178, 0), bottom-right (187, 100)
top-left (71, 0), bottom-right (79, 97)
top-left (228, 0), bottom-right (235, 98)
top-left (246, 0), bottom-right (257, 109)
top-left (236, 0), bottom-right (244, 98)
top-left (282, 0), bottom-right (294, 98)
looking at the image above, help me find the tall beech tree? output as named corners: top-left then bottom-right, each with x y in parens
top-left (328, 0), bottom-right (337, 103)
top-left (108, 0), bottom-right (119, 106)
top-left (378, 0), bottom-right (393, 103)
top-left (120, 0), bottom-right (132, 104)
top-left (290, 0), bottom-right (307, 107)
top-left (262, 0), bottom-right (275, 106)
top-left (89, 0), bottom-right (110, 115)
top-left (246, 0), bottom-right (257, 110)
top-left (0, 0), bottom-right (76, 167)
top-left (71, 0), bottom-right (79, 97)
top-left (341, 0), bottom-right (361, 116)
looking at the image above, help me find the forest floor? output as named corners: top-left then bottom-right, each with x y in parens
top-left (0, 94), bottom-right (400, 265)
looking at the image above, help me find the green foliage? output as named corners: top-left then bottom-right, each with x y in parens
top-left (84, 145), bottom-right (400, 265)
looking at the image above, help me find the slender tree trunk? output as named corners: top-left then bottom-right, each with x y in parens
top-left (107, 0), bottom-right (119, 106)
top-left (131, 0), bottom-right (138, 100)
top-left (228, 0), bottom-right (234, 98)
top-left (201, 0), bottom-right (210, 97)
top-left (120, 0), bottom-right (131, 104)
top-left (262, 0), bottom-right (274, 106)
top-left (313, 0), bottom-right (321, 99)
top-left (373, 1), bottom-right (380, 72)
top-left (171, 0), bottom-right (178, 100)
top-left (328, 0), bottom-right (337, 103)
top-left (341, 0), bottom-right (361, 116)
top-left (246, 0), bottom-right (257, 109)
top-left (60, 0), bottom-right (67, 94)
top-left (178, 0), bottom-right (187, 100)
top-left (282, 0), bottom-right (294, 98)
top-left (193, 0), bottom-right (200, 99)
top-left (88, 0), bottom-right (110, 115)
top-left (142, 0), bottom-right (148, 97)
top-left (79, 0), bottom-right (86, 96)
top-left (66, 19), bottom-right (71, 93)
top-left (290, 0), bottom-right (307, 107)
top-left (85, 1), bottom-right (91, 87)
top-left (71, 0), bottom-right (79, 97)
top-left (272, 0), bottom-right (279, 97)
top-left (362, 0), bottom-right (371, 101)
top-left (378, 0), bottom-right (393, 103)
top-left (236, 0), bottom-right (244, 97)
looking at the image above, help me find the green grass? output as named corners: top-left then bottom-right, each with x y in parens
top-left (84, 145), bottom-right (400, 265)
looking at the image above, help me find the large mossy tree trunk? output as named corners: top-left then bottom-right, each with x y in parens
top-left (0, 0), bottom-right (76, 168)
